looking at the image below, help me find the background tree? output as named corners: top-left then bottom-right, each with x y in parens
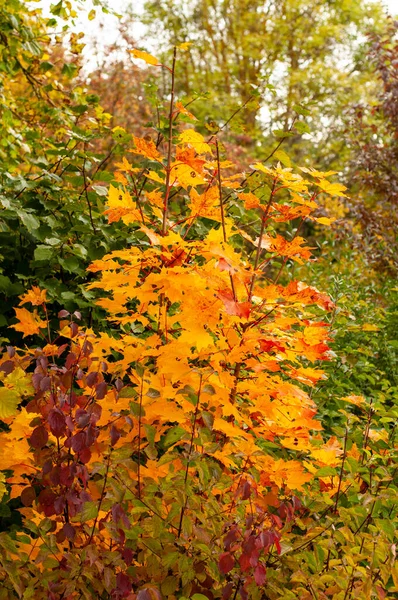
top-left (141, 0), bottom-right (386, 160)
top-left (346, 17), bottom-right (398, 274)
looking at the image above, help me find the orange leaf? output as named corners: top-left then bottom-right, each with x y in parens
top-left (218, 290), bottom-right (251, 319)
top-left (132, 137), bottom-right (163, 162)
top-left (19, 286), bottom-right (47, 306)
top-left (11, 307), bottom-right (46, 337)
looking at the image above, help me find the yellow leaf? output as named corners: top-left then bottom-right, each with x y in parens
top-left (146, 170), bottom-right (165, 184)
top-left (130, 49), bottom-right (160, 66)
top-left (179, 129), bottom-right (212, 155)
top-left (0, 387), bottom-right (20, 419)
top-left (177, 42), bottom-right (192, 51)
top-left (314, 216), bottom-right (335, 226)
top-left (105, 185), bottom-right (142, 224)
top-left (361, 323), bottom-right (379, 332)
top-left (341, 395), bottom-right (366, 406)
top-left (5, 367), bottom-right (34, 396)
top-left (171, 163), bottom-right (205, 189)
top-left (315, 179), bottom-right (348, 198)
top-left (0, 472), bottom-right (6, 502)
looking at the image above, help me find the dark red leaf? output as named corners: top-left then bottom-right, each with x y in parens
top-left (75, 409), bottom-right (90, 428)
top-left (63, 523), bottom-right (76, 540)
top-left (71, 431), bottom-right (86, 452)
top-left (30, 425), bottom-right (48, 449)
top-left (39, 376), bottom-right (51, 391)
top-left (222, 582), bottom-right (234, 600)
top-left (224, 527), bottom-right (239, 551)
top-left (0, 360), bottom-right (15, 375)
top-left (48, 409), bottom-right (66, 437)
top-left (79, 447), bottom-right (92, 464)
top-left (21, 486), bottom-right (36, 507)
top-left (95, 381), bottom-right (107, 399)
top-left (86, 371), bottom-right (98, 387)
top-left (110, 425), bottom-right (121, 447)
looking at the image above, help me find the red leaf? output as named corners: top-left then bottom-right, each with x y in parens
top-left (218, 552), bottom-right (235, 574)
top-left (238, 552), bottom-right (251, 572)
top-left (254, 563), bottom-right (266, 586)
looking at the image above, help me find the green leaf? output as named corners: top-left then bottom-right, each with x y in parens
top-left (18, 211), bottom-right (40, 232)
top-left (274, 149), bottom-right (291, 167)
top-left (162, 425), bottom-right (186, 448)
top-left (80, 502), bottom-right (99, 521)
top-left (315, 466), bottom-right (338, 477)
top-left (58, 256), bottom-right (80, 273)
top-left (92, 185), bottom-right (108, 196)
top-left (293, 104), bottom-right (311, 116)
top-left (295, 121), bottom-right (311, 134)
top-left (34, 245), bottom-right (54, 261)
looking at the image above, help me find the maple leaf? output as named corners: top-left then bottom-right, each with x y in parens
top-left (131, 136), bottom-right (163, 162)
top-left (237, 191), bottom-right (260, 209)
top-left (179, 129), bottom-right (212, 154)
top-left (170, 162), bottom-right (205, 189)
top-left (104, 185), bottom-right (142, 224)
top-left (19, 286), bottom-right (47, 306)
top-left (175, 145), bottom-right (206, 172)
top-left (218, 290), bottom-right (251, 319)
top-left (189, 186), bottom-right (221, 221)
top-left (175, 101), bottom-right (197, 120)
top-left (114, 157), bottom-right (134, 172)
top-left (11, 307), bottom-right (46, 337)
top-left (341, 394), bottom-right (366, 406)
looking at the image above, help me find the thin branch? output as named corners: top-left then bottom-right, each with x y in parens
top-left (162, 47), bottom-right (177, 236)
top-left (177, 374), bottom-right (203, 538)
top-left (248, 180), bottom-right (276, 301)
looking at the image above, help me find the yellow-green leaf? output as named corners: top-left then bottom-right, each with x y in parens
top-left (0, 387), bottom-right (20, 419)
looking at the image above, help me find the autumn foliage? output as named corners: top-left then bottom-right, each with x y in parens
top-left (0, 44), bottom-right (397, 600)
